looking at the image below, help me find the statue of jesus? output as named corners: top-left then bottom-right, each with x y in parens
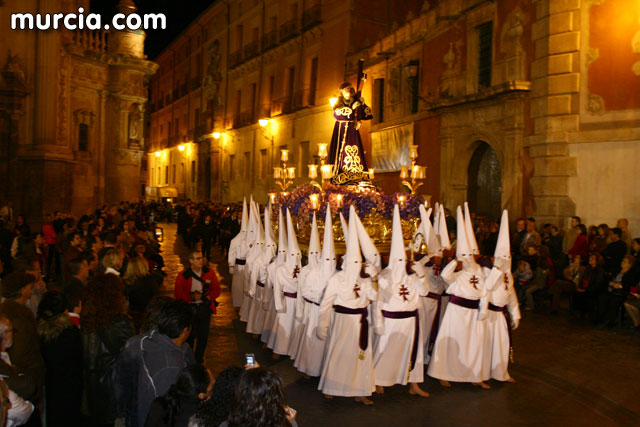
top-left (328, 82), bottom-right (373, 185)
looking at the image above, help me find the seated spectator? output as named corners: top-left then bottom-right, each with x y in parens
top-left (623, 287), bottom-right (640, 329)
top-left (576, 253), bottom-right (607, 320)
top-left (598, 255), bottom-right (636, 328)
top-left (223, 368), bottom-right (297, 427)
top-left (568, 224), bottom-right (588, 262)
top-left (0, 272), bottom-right (45, 403)
top-left (136, 299), bottom-right (196, 426)
top-left (550, 254), bottom-right (585, 313)
top-left (513, 260), bottom-right (533, 300)
top-left (602, 228), bottom-right (627, 277)
top-left (145, 364), bottom-right (213, 427)
top-left (0, 316), bottom-right (36, 402)
top-left (522, 248), bottom-right (552, 311)
top-left (81, 273), bottom-right (135, 426)
top-left (189, 366), bottom-right (244, 427)
top-left (37, 291), bottom-right (83, 426)
top-left (123, 256), bottom-right (159, 330)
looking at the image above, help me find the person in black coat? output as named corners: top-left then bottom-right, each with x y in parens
top-left (573, 253), bottom-right (607, 320)
top-left (602, 228), bottom-right (627, 277)
top-left (37, 291), bottom-right (83, 426)
top-left (81, 274), bottom-right (135, 427)
top-left (123, 256), bottom-right (159, 330)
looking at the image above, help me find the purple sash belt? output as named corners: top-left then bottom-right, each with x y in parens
top-left (235, 258), bottom-right (246, 265)
top-left (334, 305), bottom-right (369, 352)
top-left (304, 297), bottom-right (319, 306)
top-left (283, 291), bottom-right (297, 299)
top-left (489, 303), bottom-right (512, 348)
top-left (382, 309), bottom-right (420, 371)
top-left (449, 295), bottom-right (479, 309)
top-left (489, 303), bottom-right (505, 312)
top-left (256, 281), bottom-right (265, 288)
top-left (426, 292), bottom-right (442, 301)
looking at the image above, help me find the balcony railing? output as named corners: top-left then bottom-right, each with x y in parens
top-left (279, 19), bottom-right (299, 42)
top-left (229, 50), bottom-right (242, 68)
top-left (232, 110), bottom-right (255, 128)
top-left (302, 4), bottom-right (322, 30)
top-left (271, 96), bottom-right (293, 116)
top-left (244, 40), bottom-right (260, 61)
top-left (191, 76), bottom-right (201, 91)
top-left (262, 30), bottom-right (279, 51)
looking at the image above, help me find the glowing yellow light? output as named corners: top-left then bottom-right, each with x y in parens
top-left (178, 145), bottom-right (185, 151)
top-left (259, 118), bottom-right (269, 127)
top-left (212, 132), bottom-right (221, 139)
top-left (155, 151), bottom-right (161, 157)
top-left (329, 97), bottom-right (338, 107)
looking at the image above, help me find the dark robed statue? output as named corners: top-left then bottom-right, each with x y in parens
top-left (328, 82), bottom-right (373, 185)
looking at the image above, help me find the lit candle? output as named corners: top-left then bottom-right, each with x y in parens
top-left (400, 166), bottom-right (409, 180)
top-left (329, 97), bottom-right (338, 107)
top-left (398, 195), bottom-right (406, 208)
top-left (308, 164), bottom-right (318, 179)
top-left (368, 168), bottom-right (374, 180)
top-left (273, 167), bottom-right (282, 179)
top-left (269, 192), bottom-right (276, 204)
top-left (281, 149), bottom-right (289, 163)
top-left (336, 194), bottom-right (343, 208)
top-left (418, 166), bottom-right (427, 179)
top-left (409, 144), bottom-right (419, 160)
top-left (309, 194), bottom-right (319, 210)
top-left (317, 143), bottom-right (328, 159)
top-left (411, 165), bottom-right (420, 179)
top-left (321, 164), bottom-right (333, 180)
top-left (281, 192), bottom-right (289, 197)
top-left (287, 167), bottom-right (296, 179)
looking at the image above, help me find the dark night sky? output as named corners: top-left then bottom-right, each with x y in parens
top-left (92, 0), bottom-right (216, 59)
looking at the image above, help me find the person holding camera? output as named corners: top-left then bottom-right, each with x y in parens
top-left (175, 250), bottom-right (221, 363)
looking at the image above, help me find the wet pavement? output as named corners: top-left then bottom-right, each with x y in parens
top-left (158, 222), bottom-right (640, 426)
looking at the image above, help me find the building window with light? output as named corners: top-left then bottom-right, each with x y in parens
top-left (191, 160), bottom-right (197, 183)
top-left (477, 21), bottom-right (493, 89)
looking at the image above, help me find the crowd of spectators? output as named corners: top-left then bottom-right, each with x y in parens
top-left (465, 214), bottom-right (640, 329)
top-left (0, 200), bottom-right (296, 427)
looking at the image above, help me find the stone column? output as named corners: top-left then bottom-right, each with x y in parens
top-left (528, 0), bottom-right (580, 225)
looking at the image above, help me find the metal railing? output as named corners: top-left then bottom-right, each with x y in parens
top-left (262, 30), bottom-right (279, 51)
top-left (302, 4), bottom-right (322, 30)
top-left (244, 40), bottom-right (260, 60)
top-left (279, 19), bottom-right (299, 42)
top-left (229, 50), bottom-right (242, 68)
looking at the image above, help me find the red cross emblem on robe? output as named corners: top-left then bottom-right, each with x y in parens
top-left (470, 275), bottom-right (479, 289)
top-left (353, 283), bottom-right (361, 298)
top-left (399, 284), bottom-right (410, 301)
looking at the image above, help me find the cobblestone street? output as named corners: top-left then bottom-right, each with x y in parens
top-left (158, 223), bottom-right (640, 426)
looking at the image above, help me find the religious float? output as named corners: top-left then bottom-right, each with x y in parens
top-left (267, 63), bottom-right (432, 256)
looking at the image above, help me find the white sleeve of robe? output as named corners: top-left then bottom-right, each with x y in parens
top-left (316, 275), bottom-right (339, 340)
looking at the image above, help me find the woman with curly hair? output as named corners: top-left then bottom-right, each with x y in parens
top-left (223, 368), bottom-right (297, 427)
top-left (81, 273), bottom-right (135, 426)
top-left (145, 364), bottom-right (213, 427)
top-left (188, 366), bottom-right (244, 427)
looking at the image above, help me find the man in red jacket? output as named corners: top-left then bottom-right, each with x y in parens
top-left (174, 250), bottom-right (221, 363)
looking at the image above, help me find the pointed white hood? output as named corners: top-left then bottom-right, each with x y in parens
top-left (456, 205), bottom-right (473, 260)
top-left (307, 211), bottom-right (321, 267)
top-left (320, 206), bottom-right (337, 278)
top-left (420, 205), bottom-right (442, 257)
top-left (285, 208), bottom-right (302, 272)
top-left (344, 205), bottom-right (362, 285)
top-left (262, 202), bottom-right (277, 264)
top-left (240, 197), bottom-right (248, 234)
top-left (387, 204), bottom-right (408, 283)
top-left (493, 210), bottom-right (511, 271)
top-left (246, 201), bottom-right (259, 246)
top-left (433, 202), bottom-right (440, 236)
top-left (354, 208), bottom-right (381, 275)
top-left (464, 202), bottom-right (479, 255)
top-left (276, 207), bottom-right (288, 264)
top-left (438, 204), bottom-right (451, 249)
top-left (339, 211), bottom-right (349, 245)
top-left (255, 203), bottom-right (265, 246)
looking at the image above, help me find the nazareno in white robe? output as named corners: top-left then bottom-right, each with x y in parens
top-left (262, 260), bottom-right (279, 346)
top-left (245, 252), bottom-right (271, 334)
top-left (372, 270), bottom-right (428, 386)
top-left (419, 264), bottom-right (449, 362)
top-left (317, 272), bottom-right (378, 397)
top-left (239, 243), bottom-right (262, 322)
top-left (269, 264), bottom-right (299, 356)
top-left (292, 266), bottom-right (330, 377)
top-left (227, 234), bottom-right (248, 308)
top-left (483, 267), bottom-right (521, 381)
top-left (427, 260), bottom-right (489, 383)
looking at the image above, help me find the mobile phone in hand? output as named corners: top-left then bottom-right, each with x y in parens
top-left (245, 353), bottom-right (255, 367)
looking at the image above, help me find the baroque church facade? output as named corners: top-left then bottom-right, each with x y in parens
top-left (0, 0), bottom-right (157, 222)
